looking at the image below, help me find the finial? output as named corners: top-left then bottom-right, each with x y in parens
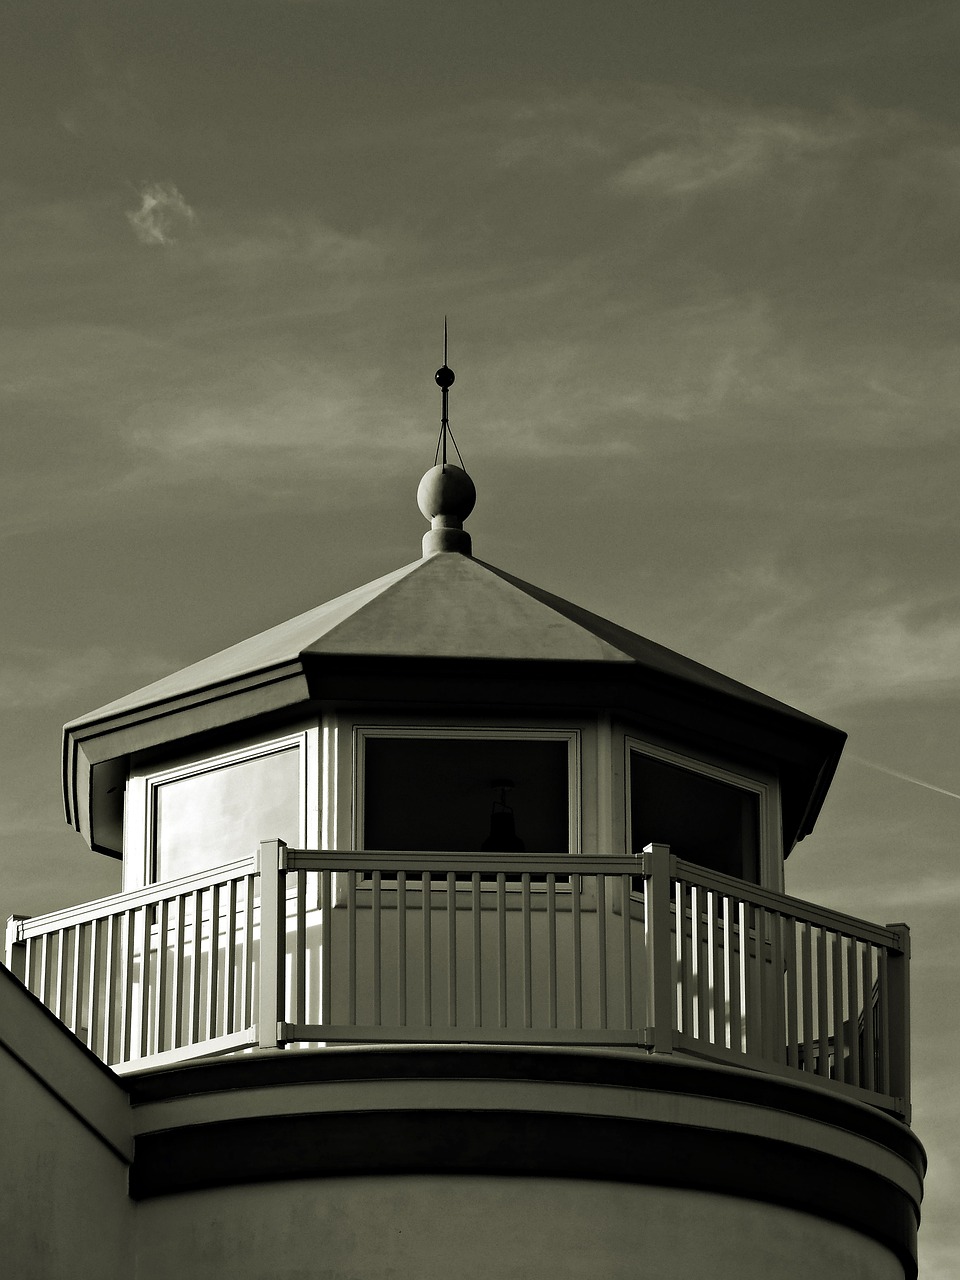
top-left (419, 319), bottom-right (476, 556)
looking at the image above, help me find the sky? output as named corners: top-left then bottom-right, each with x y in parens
top-left (2, 1), bottom-right (958, 1270)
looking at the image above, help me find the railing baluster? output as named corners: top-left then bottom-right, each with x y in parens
top-left (84, 922), bottom-right (99, 1056)
top-left (207, 884), bottom-right (221, 1042)
top-left (738, 902), bottom-right (751, 1053)
top-left (189, 889), bottom-right (203, 1045)
top-left (816, 927), bottom-right (829, 1077)
top-left (643, 845), bottom-right (675, 1053)
top-left (496, 872), bottom-right (507, 1028)
top-left (156, 898), bottom-right (170, 1054)
top-left (256, 841), bottom-right (285, 1049)
top-left (862, 944), bottom-right (876, 1092)
top-left (718, 895), bottom-right (729, 1050)
top-left (396, 871), bottom-right (406, 1027)
top-left (372, 871), bottom-right (382, 1028)
top-left (768, 909), bottom-right (785, 1065)
top-left (225, 880), bottom-right (237, 1035)
top-left (845, 936), bottom-right (860, 1085)
top-left (800, 920), bottom-right (813, 1075)
top-left (877, 946), bottom-right (890, 1095)
top-left (747, 903), bottom-right (764, 1056)
top-left (38, 931), bottom-right (50, 1012)
top-left (121, 909), bottom-right (136, 1063)
top-left (831, 930), bottom-right (845, 1081)
top-left (102, 915), bottom-right (117, 1063)
top-left (172, 895), bottom-right (186, 1050)
top-left (707, 890), bottom-right (721, 1046)
top-left (294, 870), bottom-right (306, 1027)
top-left (472, 873), bottom-right (482, 1028)
top-left (67, 924), bottom-right (82, 1036)
top-left (694, 885), bottom-right (708, 1042)
top-left (137, 906), bottom-right (150, 1059)
top-left (784, 916), bottom-right (799, 1069)
top-left (53, 929), bottom-right (66, 1022)
top-left (22, 935), bottom-right (34, 998)
top-left (320, 868), bottom-right (332, 1027)
top-left (884, 924), bottom-right (911, 1120)
top-left (620, 874), bottom-right (632, 1030)
top-left (596, 874), bottom-right (608, 1030)
top-left (421, 870), bottom-right (431, 1028)
top-left (521, 873), bottom-right (532, 1028)
top-left (725, 895), bottom-right (740, 1053)
top-left (348, 870), bottom-right (358, 1027)
top-left (242, 874), bottom-right (255, 1031)
top-left (572, 872), bottom-right (582, 1030)
top-left (548, 874), bottom-right (559, 1030)
top-left (680, 885), bottom-right (694, 1037)
top-left (447, 872), bottom-right (457, 1028)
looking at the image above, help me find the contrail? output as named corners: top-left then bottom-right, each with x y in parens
top-left (848, 754), bottom-right (960, 802)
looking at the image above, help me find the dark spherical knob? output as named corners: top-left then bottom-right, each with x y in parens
top-left (435, 365), bottom-right (455, 389)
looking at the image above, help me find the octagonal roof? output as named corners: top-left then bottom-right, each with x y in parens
top-left (63, 549), bottom-right (844, 859)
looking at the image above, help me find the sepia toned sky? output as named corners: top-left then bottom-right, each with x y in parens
top-left (2, 3), bottom-right (959, 1269)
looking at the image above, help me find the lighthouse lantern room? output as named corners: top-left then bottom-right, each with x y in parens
top-left (2, 354), bottom-right (924, 1280)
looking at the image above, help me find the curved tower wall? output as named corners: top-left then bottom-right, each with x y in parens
top-left (125, 1046), bottom-right (923, 1280)
top-left (135, 1178), bottom-right (904, 1280)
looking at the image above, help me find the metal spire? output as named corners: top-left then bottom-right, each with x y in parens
top-left (434, 317), bottom-right (464, 469)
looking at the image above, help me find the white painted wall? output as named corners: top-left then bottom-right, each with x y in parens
top-left (0, 1043), bottom-right (130, 1276)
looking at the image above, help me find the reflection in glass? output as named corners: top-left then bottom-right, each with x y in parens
top-left (154, 748), bottom-right (300, 881)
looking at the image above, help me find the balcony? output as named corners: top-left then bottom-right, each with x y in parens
top-left (4, 842), bottom-right (911, 1120)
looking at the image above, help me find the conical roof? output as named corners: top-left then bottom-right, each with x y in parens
top-left (63, 549), bottom-right (844, 860)
top-left (67, 552), bottom-right (819, 727)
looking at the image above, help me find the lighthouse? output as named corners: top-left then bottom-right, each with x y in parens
top-left (2, 355), bottom-right (924, 1278)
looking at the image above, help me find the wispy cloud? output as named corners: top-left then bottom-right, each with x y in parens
top-left (126, 182), bottom-right (196, 247)
top-left (654, 559), bottom-right (960, 716)
top-left (823, 605), bottom-right (960, 705)
top-left (614, 110), bottom-right (845, 197)
top-left (602, 90), bottom-right (960, 281)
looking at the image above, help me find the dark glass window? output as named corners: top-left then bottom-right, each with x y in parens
top-left (362, 737), bottom-right (569, 854)
top-left (630, 751), bottom-right (760, 882)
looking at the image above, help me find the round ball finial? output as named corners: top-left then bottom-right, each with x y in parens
top-left (417, 463), bottom-right (476, 523)
top-left (435, 364), bottom-right (455, 389)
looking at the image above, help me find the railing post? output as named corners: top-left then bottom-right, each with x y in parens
top-left (257, 840), bottom-right (288, 1051)
top-left (4, 915), bottom-right (28, 982)
top-left (885, 923), bottom-right (911, 1123)
top-left (642, 843), bottom-right (674, 1054)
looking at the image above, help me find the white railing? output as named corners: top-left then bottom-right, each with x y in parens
top-left (5, 859), bottom-right (260, 1071)
top-left (660, 853), bottom-right (910, 1114)
top-left (4, 842), bottom-right (911, 1118)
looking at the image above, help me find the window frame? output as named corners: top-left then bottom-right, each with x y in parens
top-left (352, 723), bottom-right (583, 869)
top-left (130, 730), bottom-right (313, 888)
top-left (624, 736), bottom-right (783, 890)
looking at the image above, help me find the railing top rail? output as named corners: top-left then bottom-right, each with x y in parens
top-left (12, 843), bottom-right (902, 957)
top-left (671, 857), bottom-right (903, 951)
top-left (283, 849), bottom-right (642, 876)
top-left (14, 856), bottom-right (258, 938)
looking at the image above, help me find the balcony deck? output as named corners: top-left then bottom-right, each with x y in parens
top-left (5, 843), bottom-right (911, 1121)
